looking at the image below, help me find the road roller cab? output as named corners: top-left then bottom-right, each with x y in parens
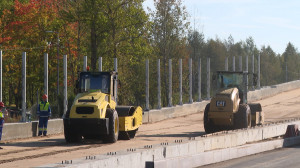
top-left (204, 71), bottom-right (264, 133)
top-left (63, 71), bottom-right (143, 143)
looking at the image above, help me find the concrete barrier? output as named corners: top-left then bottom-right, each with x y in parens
top-left (1, 119), bottom-right (63, 141)
top-left (2, 80), bottom-right (300, 141)
top-left (154, 136), bottom-right (300, 168)
top-left (248, 80), bottom-right (300, 101)
top-left (41, 120), bottom-right (300, 168)
top-left (144, 101), bottom-right (209, 123)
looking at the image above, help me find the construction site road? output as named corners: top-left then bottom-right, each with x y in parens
top-left (1, 87), bottom-right (300, 168)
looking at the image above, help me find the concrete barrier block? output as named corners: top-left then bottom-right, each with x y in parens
top-left (195, 139), bottom-right (205, 153)
top-left (228, 147), bottom-right (238, 160)
top-left (2, 122), bottom-right (36, 140)
top-left (142, 111), bottom-right (149, 123)
top-left (47, 119), bottom-right (63, 135)
top-left (202, 137), bottom-right (213, 151)
top-left (248, 128), bottom-right (263, 142)
top-left (148, 107), bottom-right (176, 123)
top-left (236, 145), bottom-right (248, 158)
top-left (151, 147), bottom-right (165, 161)
top-left (165, 142), bottom-right (190, 158)
top-left (213, 149), bottom-right (223, 163)
top-left (234, 131), bottom-right (247, 146)
top-left (165, 144), bottom-right (180, 158)
top-left (246, 143), bottom-right (260, 155)
top-left (187, 141), bottom-right (198, 156)
top-left (262, 125), bottom-right (286, 139)
top-left (223, 134), bottom-right (232, 148)
top-left (192, 153), bottom-right (206, 167)
top-left (262, 140), bottom-right (282, 151)
top-left (278, 124), bottom-right (289, 135)
top-left (203, 150), bottom-right (214, 165)
top-left (211, 135), bottom-right (226, 149)
top-left (220, 148), bottom-right (232, 161)
top-left (211, 136), bottom-right (220, 149)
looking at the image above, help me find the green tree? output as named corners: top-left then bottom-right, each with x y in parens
top-left (188, 30), bottom-right (205, 100)
top-left (151, 0), bottom-right (189, 106)
top-left (282, 42), bottom-right (300, 82)
top-left (260, 46), bottom-right (281, 86)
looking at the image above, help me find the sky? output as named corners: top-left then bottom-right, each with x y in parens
top-left (143, 0), bottom-right (300, 54)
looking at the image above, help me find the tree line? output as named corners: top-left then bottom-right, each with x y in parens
top-left (0, 0), bottom-right (299, 118)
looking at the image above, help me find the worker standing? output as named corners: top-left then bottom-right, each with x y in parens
top-left (0, 102), bottom-right (6, 149)
top-left (37, 94), bottom-right (51, 136)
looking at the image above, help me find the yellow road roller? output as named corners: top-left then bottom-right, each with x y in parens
top-left (63, 71), bottom-right (143, 143)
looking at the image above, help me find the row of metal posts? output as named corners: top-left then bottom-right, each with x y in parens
top-left (0, 51), bottom-right (68, 122)
top-left (145, 58), bottom-right (207, 111)
top-left (0, 51), bottom-right (261, 120)
top-left (225, 55), bottom-right (261, 89)
top-left (145, 54), bottom-right (261, 111)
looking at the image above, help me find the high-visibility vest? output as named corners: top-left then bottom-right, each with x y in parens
top-left (38, 101), bottom-right (51, 117)
top-left (0, 111), bottom-right (3, 118)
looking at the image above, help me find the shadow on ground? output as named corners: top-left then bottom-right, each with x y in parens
top-left (137, 131), bottom-right (205, 138)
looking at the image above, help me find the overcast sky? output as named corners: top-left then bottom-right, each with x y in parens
top-left (143, 0), bottom-right (300, 54)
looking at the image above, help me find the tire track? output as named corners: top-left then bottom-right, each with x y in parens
top-left (0, 143), bottom-right (104, 164)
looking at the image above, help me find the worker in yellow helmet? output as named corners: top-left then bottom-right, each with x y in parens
top-left (37, 94), bottom-right (51, 136)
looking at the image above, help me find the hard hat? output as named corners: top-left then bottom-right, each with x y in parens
top-left (42, 94), bottom-right (48, 100)
top-left (0, 102), bottom-right (4, 107)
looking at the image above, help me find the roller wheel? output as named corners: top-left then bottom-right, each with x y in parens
top-left (104, 109), bottom-right (119, 143)
top-left (128, 129), bottom-right (138, 139)
top-left (234, 104), bottom-right (251, 129)
top-left (248, 103), bottom-right (262, 126)
top-left (64, 126), bottom-right (82, 143)
top-left (118, 129), bottom-right (138, 140)
top-left (204, 103), bottom-right (215, 134)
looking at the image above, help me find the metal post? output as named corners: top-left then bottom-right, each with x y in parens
top-left (232, 56), bottom-right (235, 71)
top-left (63, 55), bottom-right (67, 115)
top-left (157, 59), bottom-right (161, 109)
top-left (56, 33), bottom-right (59, 96)
top-left (189, 58), bottom-right (193, 103)
top-left (243, 72), bottom-right (248, 104)
top-left (246, 55), bottom-right (248, 89)
top-left (207, 57), bottom-right (210, 99)
top-left (198, 58), bottom-right (201, 102)
top-left (44, 53), bottom-right (48, 101)
top-left (146, 60), bottom-right (149, 111)
top-left (22, 52), bottom-right (26, 122)
top-left (258, 53), bottom-right (260, 89)
top-left (168, 59), bottom-right (172, 107)
top-left (114, 58), bottom-right (118, 104)
top-left (286, 62), bottom-right (288, 82)
top-left (239, 55), bottom-right (242, 71)
top-left (83, 56), bottom-right (87, 71)
top-left (114, 58), bottom-right (118, 72)
top-left (98, 57), bottom-right (102, 72)
top-left (0, 50), bottom-right (2, 102)
top-left (252, 54), bottom-right (255, 90)
top-left (37, 90), bottom-right (39, 108)
top-left (246, 55), bottom-right (248, 71)
top-left (179, 59), bottom-right (182, 105)
top-left (225, 57), bottom-right (228, 71)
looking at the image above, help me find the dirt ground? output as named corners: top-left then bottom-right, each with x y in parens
top-left (1, 87), bottom-right (300, 168)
